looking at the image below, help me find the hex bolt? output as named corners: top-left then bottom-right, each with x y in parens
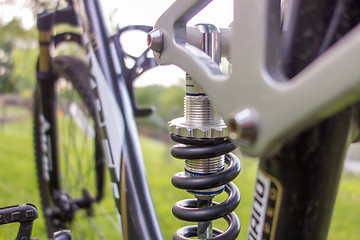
top-left (147, 29), bottom-right (164, 53)
top-left (228, 108), bottom-right (258, 146)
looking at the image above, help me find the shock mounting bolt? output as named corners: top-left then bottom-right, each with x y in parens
top-left (228, 108), bottom-right (258, 146)
top-left (147, 29), bottom-right (164, 53)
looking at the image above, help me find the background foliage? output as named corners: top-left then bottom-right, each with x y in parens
top-left (0, 19), bottom-right (37, 93)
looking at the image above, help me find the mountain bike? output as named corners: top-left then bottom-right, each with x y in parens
top-left (33, 0), bottom-right (360, 239)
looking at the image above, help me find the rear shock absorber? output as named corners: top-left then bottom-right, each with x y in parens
top-left (169, 24), bottom-right (241, 240)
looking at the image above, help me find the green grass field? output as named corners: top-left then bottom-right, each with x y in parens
top-left (0, 111), bottom-right (360, 239)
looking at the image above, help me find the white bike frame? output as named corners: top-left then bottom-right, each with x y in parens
top-left (152, 0), bottom-right (360, 157)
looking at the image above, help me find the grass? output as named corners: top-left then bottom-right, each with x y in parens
top-left (0, 115), bottom-right (44, 239)
top-left (0, 113), bottom-right (360, 239)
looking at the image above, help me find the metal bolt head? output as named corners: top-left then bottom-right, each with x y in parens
top-left (147, 29), bottom-right (164, 53)
top-left (228, 108), bottom-right (258, 146)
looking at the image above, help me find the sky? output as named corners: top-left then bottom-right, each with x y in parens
top-left (0, 0), bottom-right (34, 29)
top-left (0, 0), bottom-right (234, 87)
top-left (0, 0), bottom-right (233, 29)
top-left (106, 0), bottom-right (233, 28)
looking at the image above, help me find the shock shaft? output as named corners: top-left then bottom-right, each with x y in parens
top-left (169, 24), bottom-right (225, 239)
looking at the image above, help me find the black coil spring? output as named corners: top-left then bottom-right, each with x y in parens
top-left (170, 134), bottom-right (241, 240)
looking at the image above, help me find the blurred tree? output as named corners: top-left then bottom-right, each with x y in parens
top-left (0, 41), bottom-right (15, 92)
top-left (12, 47), bottom-right (38, 93)
top-left (33, 0), bottom-right (69, 13)
top-left (1, 0), bottom-right (65, 16)
top-left (135, 84), bottom-right (184, 131)
top-left (158, 85), bottom-right (184, 122)
top-left (0, 19), bottom-right (37, 93)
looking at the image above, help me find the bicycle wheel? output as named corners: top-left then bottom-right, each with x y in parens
top-left (34, 56), bottom-right (122, 239)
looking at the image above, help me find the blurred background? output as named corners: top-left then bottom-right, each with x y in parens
top-left (0, 0), bottom-right (360, 239)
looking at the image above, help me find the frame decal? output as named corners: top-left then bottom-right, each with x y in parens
top-left (248, 167), bottom-right (282, 240)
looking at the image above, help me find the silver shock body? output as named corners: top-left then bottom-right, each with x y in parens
top-left (169, 23), bottom-right (225, 239)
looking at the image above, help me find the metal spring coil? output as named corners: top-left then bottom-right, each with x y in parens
top-left (170, 134), bottom-right (241, 240)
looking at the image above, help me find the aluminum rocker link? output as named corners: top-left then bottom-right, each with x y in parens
top-left (148, 0), bottom-right (360, 158)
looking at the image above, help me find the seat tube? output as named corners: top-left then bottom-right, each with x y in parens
top-left (247, 109), bottom-right (353, 240)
